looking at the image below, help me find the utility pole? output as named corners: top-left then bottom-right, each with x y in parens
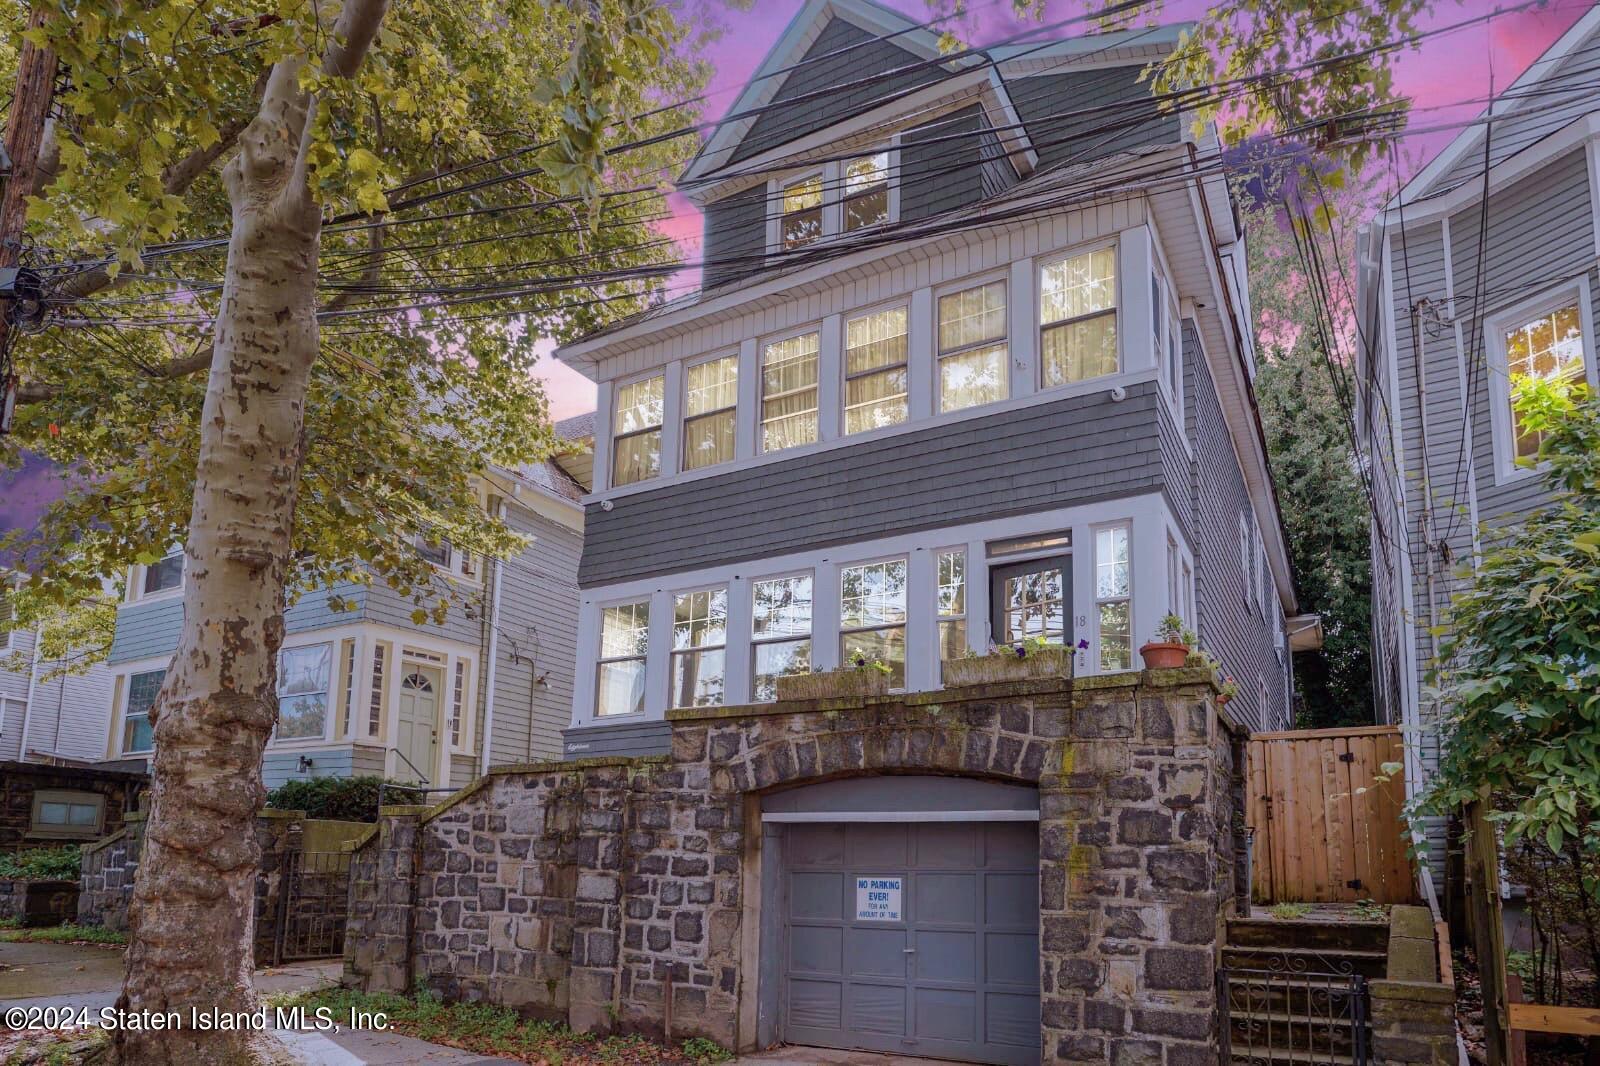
top-left (0, 5), bottom-right (59, 434)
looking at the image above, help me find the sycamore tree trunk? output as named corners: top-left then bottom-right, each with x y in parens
top-left (115, 5), bottom-right (386, 1063)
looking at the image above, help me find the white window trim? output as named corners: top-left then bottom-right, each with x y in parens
top-left (1036, 237), bottom-right (1122, 394)
top-left (757, 324), bottom-right (824, 455)
top-left (117, 664), bottom-right (167, 756)
top-left (0, 695), bottom-right (21, 735)
top-left (842, 300), bottom-right (912, 436)
top-left (594, 594), bottom-right (653, 720)
top-left (934, 271), bottom-right (1011, 415)
top-left (1239, 513), bottom-right (1253, 611)
top-left (610, 369), bottom-right (668, 487)
top-left (1484, 275), bottom-right (1598, 485)
top-left (1091, 520), bottom-right (1134, 673)
top-left (130, 550), bottom-right (185, 604)
top-left (749, 569), bottom-right (816, 705)
top-left (570, 496), bottom-right (1179, 725)
top-left (764, 144), bottom-right (900, 255)
top-left (682, 349), bottom-right (740, 472)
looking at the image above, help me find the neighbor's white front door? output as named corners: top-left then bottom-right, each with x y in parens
top-left (396, 665), bottom-right (441, 783)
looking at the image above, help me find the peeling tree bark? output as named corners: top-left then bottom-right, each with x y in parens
top-left (115, 4), bottom-right (388, 1062)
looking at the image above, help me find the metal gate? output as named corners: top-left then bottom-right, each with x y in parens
top-left (1220, 954), bottom-right (1370, 1066)
top-left (274, 849), bottom-right (352, 962)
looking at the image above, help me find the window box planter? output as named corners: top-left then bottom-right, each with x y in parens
top-left (1138, 642), bottom-right (1190, 670)
top-left (0, 878), bottom-right (81, 927)
top-left (942, 645), bottom-right (1071, 688)
top-left (776, 667), bottom-right (891, 702)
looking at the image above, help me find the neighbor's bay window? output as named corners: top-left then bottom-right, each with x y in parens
top-left (1040, 246), bottom-right (1118, 387)
top-left (845, 307), bottom-right (909, 434)
top-left (781, 174), bottom-right (824, 249)
top-left (613, 374), bottom-right (665, 486)
top-left (843, 152), bottom-right (890, 231)
top-left (938, 281), bottom-right (1008, 412)
top-left (277, 642), bottom-right (333, 740)
top-left (123, 668), bottom-right (164, 754)
top-left (1503, 300), bottom-right (1586, 460)
top-left (672, 588), bottom-right (727, 708)
top-left (840, 558), bottom-right (908, 686)
top-left (143, 551), bottom-right (183, 595)
top-left (937, 549), bottom-right (967, 660)
top-left (596, 601), bottom-right (649, 717)
top-left (752, 574), bottom-right (813, 701)
top-left (761, 331), bottom-right (820, 452)
top-left (684, 355), bottom-right (738, 470)
top-left (1095, 524), bottom-right (1131, 671)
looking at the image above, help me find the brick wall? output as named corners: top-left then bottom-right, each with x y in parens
top-left (345, 668), bottom-right (1245, 1063)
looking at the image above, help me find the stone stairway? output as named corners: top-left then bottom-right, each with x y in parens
top-left (1220, 915), bottom-right (1390, 1065)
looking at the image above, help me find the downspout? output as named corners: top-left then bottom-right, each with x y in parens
top-left (18, 631), bottom-right (41, 759)
top-left (479, 498), bottom-right (507, 776)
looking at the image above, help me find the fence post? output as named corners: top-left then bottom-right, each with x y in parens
top-left (1464, 798), bottom-right (1509, 1066)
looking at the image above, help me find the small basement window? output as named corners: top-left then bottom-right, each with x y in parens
top-left (31, 790), bottom-right (106, 839)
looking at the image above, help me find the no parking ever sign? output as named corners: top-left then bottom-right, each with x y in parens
top-left (855, 876), bottom-right (903, 921)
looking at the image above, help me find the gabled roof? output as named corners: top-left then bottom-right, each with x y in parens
top-left (680, 0), bottom-right (977, 186)
top-left (1390, 2), bottom-right (1600, 210)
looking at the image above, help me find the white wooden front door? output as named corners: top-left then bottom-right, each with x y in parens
top-left (396, 666), bottom-right (441, 783)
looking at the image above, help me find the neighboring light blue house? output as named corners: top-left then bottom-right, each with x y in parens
top-left (1357, 4), bottom-right (1600, 892)
top-left (100, 431), bottom-right (592, 791)
top-left (555, 0), bottom-right (1311, 763)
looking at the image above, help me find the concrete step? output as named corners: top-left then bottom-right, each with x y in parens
top-left (1227, 917), bottom-right (1390, 953)
top-left (1223, 944), bottom-right (1388, 978)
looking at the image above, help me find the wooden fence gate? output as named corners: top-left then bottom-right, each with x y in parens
top-left (1247, 724), bottom-right (1415, 904)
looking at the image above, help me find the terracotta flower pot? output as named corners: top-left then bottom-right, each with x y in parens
top-left (1139, 642), bottom-right (1190, 670)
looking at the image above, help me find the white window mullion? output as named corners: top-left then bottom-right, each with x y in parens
top-left (907, 550), bottom-right (938, 692)
top-left (813, 561), bottom-right (841, 673)
top-left (645, 589), bottom-right (672, 717)
top-left (1009, 257), bottom-right (1036, 399)
top-left (908, 287), bottom-right (935, 421)
top-left (724, 576), bottom-right (753, 704)
top-left (736, 338), bottom-right (759, 461)
top-left (593, 381), bottom-right (614, 493)
top-left (818, 313), bottom-right (843, 442)
top-left (660, 361), bottom-right (684, 479)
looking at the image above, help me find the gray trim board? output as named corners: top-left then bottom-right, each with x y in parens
top-left (562, 718), bottom-right (671, 759)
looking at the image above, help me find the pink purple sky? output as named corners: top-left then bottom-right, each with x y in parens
top-left (0, 0), bottom-right (1587, 540)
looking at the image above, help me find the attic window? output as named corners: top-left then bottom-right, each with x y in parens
top-left (781, 175), bottom-right (823, 249)
top-left (843, 153), bottom-right (889, 231)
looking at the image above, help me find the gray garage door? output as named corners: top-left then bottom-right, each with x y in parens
top-left (781, 821), bottom-right (1040, 1065)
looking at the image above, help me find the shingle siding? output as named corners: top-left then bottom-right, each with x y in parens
top-left (1006, 67), bottom-right (1179, 171)
top-left (580, 383), bottom-right (1170, 588)
top-left (730, 18), bottom-right (943, 165)
top-left (561, 719), bottom-right (672, 759)
top-left (900, 105), bottom-right (993, 222)
top-left (702, 185), bottom-right (769, 291)
top-left (362, 579), bottom-right (481, 647)
top-left (1184, 320), bottom-right (1290, 734)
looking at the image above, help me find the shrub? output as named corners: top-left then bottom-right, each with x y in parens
top-left (265, 776), bottom-right (424, 822)
top-left (0, 845), bottom-right (82, 881)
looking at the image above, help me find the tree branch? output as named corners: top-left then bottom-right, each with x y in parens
top-left (14, 342), bottom-right (214, 404)
top-left (319, 221), bottom-right (385, 315)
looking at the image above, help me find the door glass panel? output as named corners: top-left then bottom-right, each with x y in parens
top-left (1001, 566), bottom-right (1065, 644)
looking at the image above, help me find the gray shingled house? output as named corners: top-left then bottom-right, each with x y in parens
top-left (1357, 4), bottom-right (1600, 891)
top-left (97, 417), bottom-right (593, 791)
top-left (556, 0), bottom-right (1303, 757)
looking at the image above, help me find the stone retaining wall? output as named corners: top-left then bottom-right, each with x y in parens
top-left (0, 878), bottom-right (79, 926)
top-left (344, 670), bottom-right (1244, 1063)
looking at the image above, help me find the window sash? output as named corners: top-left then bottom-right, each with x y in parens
top-left (761, 333), bottom-right (820, 452)
top-left (124, 669), bottom-right (164, 754)
top-left (683, 409), bottom-right (735, 470)
top-left (597, 600), bottom-right (650, 718)
top-left (937, 549), bottom-right (967, 661)
top-left (845, 308), bottom-right (909, 434)
top-left (1503, 301), bottom-right (1585, 459)
top-left (612, 427), bottom-right (662, 486)
top-left (751, 574), bottom-right (812, 702)
top-left (684, 353), bottom-right (736, 470)
top-left (781, 175), bottom-right (824, 249)
top-left (143, 553), bottom-right (183, 594)
top-left (1094, 525), bottom-right (1131, 672)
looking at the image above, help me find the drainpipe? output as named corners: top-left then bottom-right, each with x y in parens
top-left (479, 498), bottom-right (507, 776)
top-left (18, 630), bottom-right (41, 759)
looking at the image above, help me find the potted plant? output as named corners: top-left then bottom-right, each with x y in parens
top-left (1217, 676), bottom-right (1239, 707)
top-left (1139, 613), bottom-right (1193, 670)
top-left (775, 653), bottom-right (892, 701)
top-left (942, 636), bottom-right (1073, 688)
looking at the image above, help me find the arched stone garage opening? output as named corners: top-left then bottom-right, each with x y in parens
top-left (753, 776), bottom-right (1042, 1065)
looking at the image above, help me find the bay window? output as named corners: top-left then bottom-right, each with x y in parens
top-left (844, 307), bottom-right (908, 434)
top-left (781, 174), bottom-right (824, 249)
top-left (840, 558), bottom-right (908, 686)
top-left (938, 281), bottom-right (1008, 412)
top-left (684, 355), bottom-right (738, 470)
top-left (672, 588), bottom-right (727, 708)
top-left (1040, 246), bottom-right (1118, 387)
top-left (278, 642), bottom-right (333, 740)
top-left (937, 549), bottom-right (967, 660)
top-left (613, 374), bottom-right (665, 486)
top-left (596, 601), bottom-right (650, 717)
top-left (761, 331), bottom-right (820, 452)
top-left (752, 574), bottom-right (812, 701)
top-left (1094, 524), bottom-right (1131, 671)
top-left (843, 152), bottom-right (890, 231)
